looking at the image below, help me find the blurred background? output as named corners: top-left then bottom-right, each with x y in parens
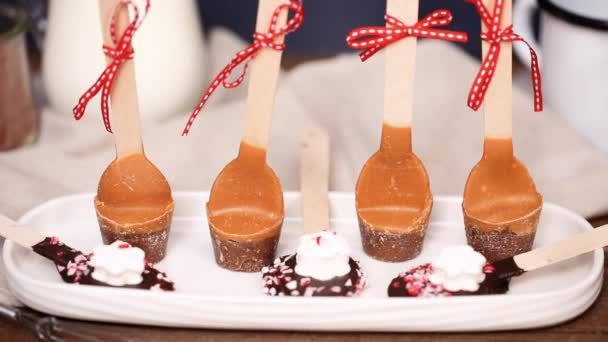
top-left (3, 0), bottom-right (607, 152)
top-left (0, 0), bottom-right (607, 219)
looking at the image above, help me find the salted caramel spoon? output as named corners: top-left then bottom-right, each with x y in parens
top-left (206, 0), bottom-right (286, 273)
top-left (355, 0), bottom-right (432, 262)
top-left (463, 0), bottom-right (542, 262)
top-left (94, 0), bottom-right (174, 263)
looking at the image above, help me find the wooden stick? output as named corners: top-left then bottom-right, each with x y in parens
top-left (483, 0), bottom-right (512, 139)
top-left (301, 127), bottom-right (330, 234)
top-left (383, 0), bottom-right (418, 128)
top-left (0, 214), bottom-right (44, 248)
top-left (98, 0), bottom-right (144, 158)
top-left (241, 0), bottom-right (288, 150)
top-left (514, 224), bottom-right (608, 271)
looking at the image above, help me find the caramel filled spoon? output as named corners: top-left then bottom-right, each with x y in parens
top-left (355, 0), bottom-right (432, 262)
top-left (90, 0), bottom-right (173, 263)
top-left (462, 0), bottom-right (542, 262)
top-left (206, 0), bottom-right (288, 272)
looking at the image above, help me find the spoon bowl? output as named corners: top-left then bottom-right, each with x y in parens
top-left (207, 142), bottom-right (284, 272)
top-left (356, 125), bottom-right (432, 262)
top-left (463, 139), bottom-right (542, 262)
top-left (95, 153), bottom-right (174, 263)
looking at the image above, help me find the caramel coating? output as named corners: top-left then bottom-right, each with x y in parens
top-left (95, 154), bottom-right (174, 234)
top-left (463, 138), bottom-right (542, 234)
top-left (356, 125), bottom-right (432, 234)
top-left (207, 142), bottom-right (284, 242)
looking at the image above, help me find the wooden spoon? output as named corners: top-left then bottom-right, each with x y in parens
top-left (94, 0), bottom-right (174, 263)
top-left (389, 224), bottom-right (608, 297)
top-left (0, 214), bottom-right (175, 291)
top-left (355, 0), bottom-right (433, 262)
top-left (260, 127), bottom-right (367, 297)
top-left (206, 0), bottom-right (285, 273)
top-left (462, 0), bottom-right (542, 262)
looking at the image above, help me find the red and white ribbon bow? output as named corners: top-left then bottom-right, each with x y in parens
top-left (73, 0), bottom-right (150, 133)
top-left (465, 0), bottom-right (543, 111)
top-left (346, 10), bottom-right (468, 62)
top-left (181, 0), bottom-right (304, 136)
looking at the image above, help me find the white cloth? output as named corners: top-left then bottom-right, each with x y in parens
top-left (1, 29), bottom-right (607, 305)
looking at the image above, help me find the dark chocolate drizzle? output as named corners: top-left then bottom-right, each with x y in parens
top-left (491, 257), bottom-right (525, 280)
top-left (32, 237), bottom-right (174, 291)
top-left (262, 254), bottom-right (367, 297)
top-left (388, 259), bottom-right (524, 297)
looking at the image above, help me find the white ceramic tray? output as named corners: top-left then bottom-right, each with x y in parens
top-left (3, 192), bottom-right (604, 332)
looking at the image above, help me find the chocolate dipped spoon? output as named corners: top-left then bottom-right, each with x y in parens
top-left (388, 224), bottom-right (608, 297)
top-left (462, 0), bottom-right (542, 262)
top-left (355, 0), bottom-right (432, 262)
top-left (75, 0), bottom-right (174, 263)
top-left (205, 0), bottom-right (292, 272)
top-left (0, 214), bottom-right (174, 291)
top-left (262, 128), bottom-right (366, 296)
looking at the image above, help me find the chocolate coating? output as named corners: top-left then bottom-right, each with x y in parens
top-left (387, 259), bottom-right (524, 297)
top-left (100, 223), bottom-right (171, 264)
top-left (210, 224), bottom-right (281, 272)
top-left (358, 215), bottom-right (427, 262)
top-left (465, 224), bottom-right (538, 262)
top-left (32, 237), bottom-right (174, 291)
top-left (262, 254), bottom-right (366, 297)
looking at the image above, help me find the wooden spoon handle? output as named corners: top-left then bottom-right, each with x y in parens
top-left (301, 127), bottom-right (331, 234)
top-left (514, 224), bottom-right (608, 271)
top-left (242, 0), bottom-right (288, 149)
top-left (98, 0), bottom-right (143, 158)
top-left (0, 214), bottom-right (44, 248)
top-left (383, 0), bottom-right (418, 128)
top-left (483, 0), bottom-right (512, 139)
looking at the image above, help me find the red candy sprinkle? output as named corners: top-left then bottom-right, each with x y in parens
top-left (118, 243), bottom-right (131, 249)
top-left (315, 236), bottom-right (321, 246)
top-left (49, 237), bottom-right (59, 245)
top-left (407, 285), bottom-right (421, 296)
top-left (483, 264), bottom-right (495, 273)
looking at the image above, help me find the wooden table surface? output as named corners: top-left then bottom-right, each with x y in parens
top-left (1, 217), bottom-right (607, 341)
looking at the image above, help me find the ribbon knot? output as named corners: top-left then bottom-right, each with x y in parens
top-left (102, 45), bottom-right (134, 61)
top-left (480, 25), bottom-right (517, 44)
top-left (181, 0), bottom-right (304, 136)
top-left (73, 0), bottom-right (149, 133)
top-left (465, 0), bottom-right (543, 112)
top-left (347, 10), bottom-right (468, 62)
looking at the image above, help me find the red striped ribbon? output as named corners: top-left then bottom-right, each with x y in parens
top-left (73, 0), bottom-right (150, 133)
top-left (465, 0), bottom-right (543, 111)
top-left (181, 0), bottom-right (304, 136)
top-left (346, 10), bottom-right (469, 62)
